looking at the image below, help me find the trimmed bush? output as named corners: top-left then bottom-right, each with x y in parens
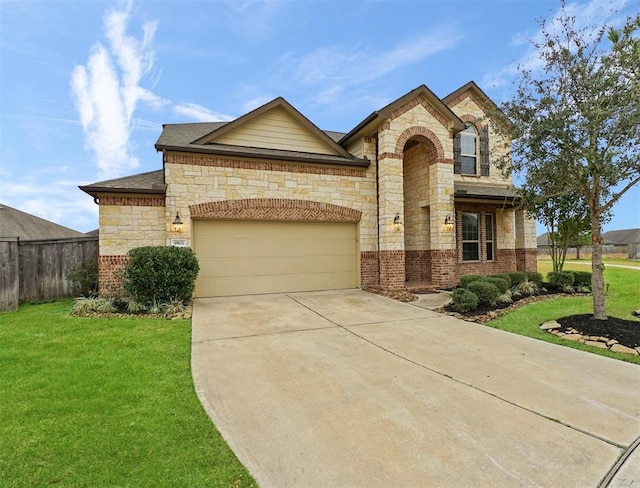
top-left (452, 288), bottom-right (479, 312)
top-left (526, 272), bottom-right (543, 284)
top-left (66, 258), bottom-right (99, 296)
top-left (489, 274), bottom-right (512, 287)
top-left (480, 277), bottom-right (510, 294)
top-left (123, 246), bottom-right (200, 305)
top-left (459, 274), bottom-right (482, 288)
top-left (467, 280), bottom-right (500, 306)
top-left (570, 270), bottom-right (592, 288)
top-left (547, 271), bottom-right (575, 287)
top-left (507, 272), bottom-right (527, 286)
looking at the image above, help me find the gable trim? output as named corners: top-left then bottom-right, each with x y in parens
top-left (190, 97), bottom-right (353, 159)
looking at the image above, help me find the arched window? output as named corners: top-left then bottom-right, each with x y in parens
top-left (459, 124), bottom-right (477, 175)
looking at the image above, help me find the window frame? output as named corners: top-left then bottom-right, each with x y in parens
top-left (485, 213), bottom-right (494, 261)
top-left (461, 212), bottom-right (480, 262)
top-left (459, 124), bottom-right (478, 175)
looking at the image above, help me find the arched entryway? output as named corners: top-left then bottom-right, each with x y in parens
top-left (402, 135), bottom-right (438, 285)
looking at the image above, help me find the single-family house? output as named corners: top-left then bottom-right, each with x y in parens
top-left (80, 81), bottom-right (537, 298)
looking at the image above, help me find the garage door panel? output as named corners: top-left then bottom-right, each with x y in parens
top-left (193, 220), bottom-right (358, 297)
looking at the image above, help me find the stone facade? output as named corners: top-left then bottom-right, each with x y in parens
top-left (84, 82), bottom-right (538, 297)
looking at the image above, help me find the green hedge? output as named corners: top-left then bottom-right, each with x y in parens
top-left (480, 277), bottom-right (510, 294)
top-left (458, 274), bottom-right (482, 288)
top-left (123, 246), bottom-right (200, 305)
top-left (547, 271), bottom-right (575, 287)
top-left (489, 274), bottom-right (512, 287)
top-left (569, 270), bottom-right (592, 288)
top-left (452, 288), bottom-right (479, 312)
top-left (507, 272), bottom-right (527, 286)
top-left (526, 272), bottom-right (544, 284)
top-left (467, 280), bottom-right (500, 306)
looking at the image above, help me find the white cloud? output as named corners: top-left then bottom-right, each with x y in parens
top-left (70, 2), bottom-right (166, 179)
top-left (293, 27), bottom-right (460, 104)
top-left (174, 103), bottom-right (234, 122)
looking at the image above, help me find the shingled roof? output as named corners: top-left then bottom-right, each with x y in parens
top-left (603, 228), bottom-right (640, 245)
top-left (79, 170), bottom-right (165, 198)
top-left (0, 203), bottom-right (87, 240)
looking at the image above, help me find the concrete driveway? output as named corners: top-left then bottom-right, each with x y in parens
top-left (191, 289), bottom-right (640, 487)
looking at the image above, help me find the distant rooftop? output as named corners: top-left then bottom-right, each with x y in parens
top-left (0, 203), bottom-right (87, 240)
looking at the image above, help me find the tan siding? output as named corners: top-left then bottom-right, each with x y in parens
top-left (215, 107), bottom-right (340, 155)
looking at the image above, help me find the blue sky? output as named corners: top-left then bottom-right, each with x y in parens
top-left (0, 0), bottom-right (637, 234)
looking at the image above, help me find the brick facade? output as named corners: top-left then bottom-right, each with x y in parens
top-left (88, 83), bottom-right (539, 297)
top-left (98, 255), bottom-right (129, 297)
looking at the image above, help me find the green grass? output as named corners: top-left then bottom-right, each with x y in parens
top-left (487, 266), bottom-right (640, 365)
top-left (537, 257), bottom-right (640, 273)
top-left (0, 301), bottom-right (256, 487)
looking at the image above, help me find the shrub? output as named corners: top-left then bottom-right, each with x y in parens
top-left (489, 274), bottom-right (512, 287)
top-left (526, 272), bottom-right (543, 284)
top-left (513, 278), bottom-right (539, 297)
top-left (480, 277), bottom-right (510, 294)
top-left (547, 271), bottom-right (575, 287)
top-left (570, 270), bottom-right (592, 289)
top-left (452, 288), bottom-right (479, 312)
top-left (123, 246), bottom-right (199, 305)
top-left (66, 258), bottom-right (99, 296)
top-left (507, 272), bottom-right (527, 286)
top-left (467, 280), bottom-right (500, 306)
top-left (72, 296), bottom-right (116, 315)
top-left (459, 274), bottom-right (482, 288)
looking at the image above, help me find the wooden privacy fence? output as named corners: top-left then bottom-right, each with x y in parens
top-left (0, 237), bottom-right (98, 312)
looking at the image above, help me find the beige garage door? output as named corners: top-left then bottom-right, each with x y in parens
top-left (193, 220), bottom-right (359, 297)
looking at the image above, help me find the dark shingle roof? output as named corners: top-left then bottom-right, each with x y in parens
top-left (0, 203), bottom-right (87, 240)
top-left (79, 170), bottom-right (165, 197)
top-left (602, 228), bottom-right (640, 245)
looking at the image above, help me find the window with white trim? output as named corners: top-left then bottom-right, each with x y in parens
top-left (459, 125), bottom-right (477, 175)
top-left (485, 213), bottom-right (494, 261)
top-left (462, 212), bottom-right (480, 261)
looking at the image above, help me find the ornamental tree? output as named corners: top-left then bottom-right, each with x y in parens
top-left (494, 4), bottom-right (640, 320)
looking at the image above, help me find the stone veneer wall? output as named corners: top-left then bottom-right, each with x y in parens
top-left (98, 195), bottom-right (167, 297)
top-left (164, 152), bottom-right (380, 287)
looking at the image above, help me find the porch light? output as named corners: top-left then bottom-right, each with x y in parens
top-left (443, 214), bottom-right (454, 232)
top-left (171, 212), bottom-right (183, 233)
top-left (393, 213), bottom-right (402, 231)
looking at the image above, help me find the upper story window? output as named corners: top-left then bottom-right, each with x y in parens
top-left (454, 124), bottom-right (490, 177)
top-left (459, 125), bottom-right (477, 175)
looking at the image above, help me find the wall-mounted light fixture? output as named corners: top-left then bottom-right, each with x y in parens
top-left (443, 214), bottom-right (454, 232)
top-left (393, 213), bottom-right (402, 231)
top-left (171, 212), bottom-right (183, 233)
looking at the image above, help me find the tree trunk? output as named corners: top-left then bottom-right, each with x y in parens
top-left (591, 211), bottom-right (607, 320)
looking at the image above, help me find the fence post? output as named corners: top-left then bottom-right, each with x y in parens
top-left (0, 238), bottom-right (19, 312)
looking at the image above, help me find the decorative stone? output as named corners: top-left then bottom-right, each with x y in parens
top-left (606, 339), bottom-right (618, 346)
top-left (610, 344), bottom-right (639, 355)
top-left (541, 321), bottom-right (561, 330)
top-left (563, 334), bottom-right (583, 341)
top-left (585, 340), bottom-right (608, 349)
top-left (634, 309), bottom-right (640, 316)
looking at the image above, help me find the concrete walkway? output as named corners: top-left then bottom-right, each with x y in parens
top-left (192, 289), bottom-right (640, 487)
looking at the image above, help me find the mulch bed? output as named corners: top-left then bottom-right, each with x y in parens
top-left (556, 314), bottom-right (640, 349)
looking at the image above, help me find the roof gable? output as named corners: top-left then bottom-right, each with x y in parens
top-left (192, 97), bottom-right (351, 158)
top-left (442, 81), bottom-right (500, 114)
top-left (340, 85), bottom-right (465, 145)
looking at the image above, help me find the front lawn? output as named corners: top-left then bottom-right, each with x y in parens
top-left (486, 267), bottom-right (640, 365)
top-left (0, 301), bottom-right (256, 487)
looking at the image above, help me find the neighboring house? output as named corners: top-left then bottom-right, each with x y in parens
top-left (0, 203), bottom-right (87, 240)
top-left (80, 81), bottom-right (537, 298)
top-left (602, 228), bottom-right (640, 248)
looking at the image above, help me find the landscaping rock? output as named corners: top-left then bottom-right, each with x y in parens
top-left (584, 340), bottom-right (608, 349)
top-left (540, 321), bottom-right (561, 330)
top-left (563, 334), bottom-right (583, 341)
top-left (607, 339), bottom-right (619, 346)
top-left (610, 344), bottom-right (639, 355)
